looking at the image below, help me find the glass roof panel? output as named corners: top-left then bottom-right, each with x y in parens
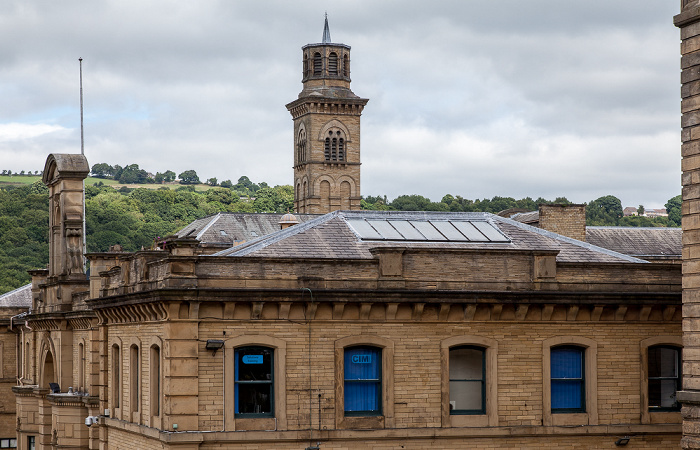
top-left (389, 220), bottom-right (427, 240)
top-left (472, 221), bottom-right (510, 242)
top-left (451, 221), bottom-right (489, 242)
top-left (430, 221), bottom-right (468, 241)
top-left (411, 221), bottom-right (447, 240)
top-left (368, 220), bottom-right (404, 240)
top-left (347, 219), bottom-right (383, 239)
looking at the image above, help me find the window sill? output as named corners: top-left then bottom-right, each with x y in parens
top-left (233, 417), bottom-right (277, 431)
top-left (339, 415), bottom-right (385, 429)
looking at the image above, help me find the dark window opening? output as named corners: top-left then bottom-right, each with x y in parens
top-left (649, 345), bottom-right (681, 411)
top-left (313, 52), bottom-right (322, 76)
top-left (343, 54), bottom-right (349, 77)
top-left (329, 52), bottom-right (338, 75)
top-left (338, 138), bottom-right (345, 161)
top-left (235, 346), bottom-right (274, 417)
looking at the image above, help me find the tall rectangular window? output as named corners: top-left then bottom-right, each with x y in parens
top-left (112, 345), bottom-right (120, 408)
top-left (235, 346), bottom-right (273, 417)
top-left (449, 346), bottom-right (485, 415)
top-left (551, 346), bottom-right (585, 413)
top-left (150, 345), bottom-right (161, 416)
top-left (648, 345), bottom-right (681, 411)
top-left (130, 345), bottom-right (139, 413)
top-left (344, 346), bottom-right (381, 416)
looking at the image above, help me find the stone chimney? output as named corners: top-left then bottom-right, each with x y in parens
top-left (538, 204), bottom-right (586, 242)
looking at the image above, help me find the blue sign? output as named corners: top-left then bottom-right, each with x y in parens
top-left (242, 355), bottom-right (264, 364)
top-left (351, 354), bottom-right (372, 364)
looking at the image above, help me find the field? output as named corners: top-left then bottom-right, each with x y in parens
top-left (0, 175), bottom-right (212, 191)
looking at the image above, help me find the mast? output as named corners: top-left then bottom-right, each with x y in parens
top-left (79, 57), bottom-right (87, 271)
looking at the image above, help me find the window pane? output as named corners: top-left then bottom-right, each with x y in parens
top-left (344, 347), bottom-right (380, 381)
top-left (649, 347), bottom-right (678, 378)
top-left (552, 380), bottom-right (583, 410)
top-left (235, 383), bottom-right (272, 414)
top-left (236, 348), bottom-right (273, 381)
top-left (450, 348), bottom-right (483, 380)
top-left (450, 380), bottom-right (483, 411)
top-left (649, 379), bottom-right (679, 408)
top-left (551, 348), bottom-right (582, 379)
top-left (345, 381), bottom-right (380, 412)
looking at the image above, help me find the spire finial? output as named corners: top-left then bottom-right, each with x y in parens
top-left (322, 12), bottom-right (331, 44)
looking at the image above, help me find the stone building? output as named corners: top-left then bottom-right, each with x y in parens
top-left (9, 18), bottom-right (687, 450)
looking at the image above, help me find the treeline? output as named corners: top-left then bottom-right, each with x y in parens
top-left (0, 178), bottom-right (682, 294)
top-left (0, 170), bottom-right (41, 176)
top-left (90, 163), bottom-right (269, 192)
top-left (362, 193), bottom-right (682, 227)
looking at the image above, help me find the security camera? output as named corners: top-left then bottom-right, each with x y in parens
top-left (85, 416), bottom-right (93, 427)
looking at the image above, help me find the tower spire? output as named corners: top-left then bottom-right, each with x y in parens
top-left (322, 12), bottom-right (331, 44)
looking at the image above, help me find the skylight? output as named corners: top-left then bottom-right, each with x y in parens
top-left (346, 219), bottom-right (510, 243)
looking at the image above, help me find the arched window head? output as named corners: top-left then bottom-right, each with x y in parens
top-left (343, 54), bottom-right (349, 77)
top-left (314, 52), bottom-right (322, 76)
top-left (329, 52), bottom-right (338, 76)
top-left (324, 129), bottom-right (347, 162)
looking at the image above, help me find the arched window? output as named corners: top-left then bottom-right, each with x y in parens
top-left (648, 345), bottom-right (681, 411)
top-left (449, 346), bottom-right (486, 415)
top-left (313, 52), bottom-right (322, 76)
top-left (150, 345), bottom-right (161, 416)
top-left (78, 342), bottom-right (85, 392)
top-left (235, 346), bottom-right (274, 417)
top-left (297, 128), bottom-right (307, 163)
top-left (343, 54), bottom-right (349, 77)
top-left (325, 129), bottom-right (346, 161)
top-left (344, 346), bottom-right (382, 416)
top-left (329, 52), bottom-right (338, 75)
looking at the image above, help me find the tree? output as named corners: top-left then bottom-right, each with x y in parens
top-left (207, 177), bottom-right (218, 186)
top-left (91, 163), bottom-right (114, 178)
top-left (666, 194), bottom-right (681, 227)
top-left (220, 179), bottom-right (233, 189)
top-left (586, 195), bottom-right (623, 226)
top-left (637, 205), bottom-right (645, 216)
top-left (178, 170), bottom-right (200, 185)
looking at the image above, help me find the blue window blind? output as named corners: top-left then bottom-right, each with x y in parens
top-left (235, 346), bottom-right (273, 417)
top-left (551, 346), bottom-right (585, 413)
top-left (344, 346), bottom-right (381, 416)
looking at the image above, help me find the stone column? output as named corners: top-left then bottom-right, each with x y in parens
top-left (676, 3), bottom-right (700, 448)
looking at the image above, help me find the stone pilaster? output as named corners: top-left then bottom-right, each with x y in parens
top-left (675, 3), bottom-right (700, 448)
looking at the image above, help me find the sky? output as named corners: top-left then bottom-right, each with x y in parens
top-left (0, 1), bottom-right (683, 208)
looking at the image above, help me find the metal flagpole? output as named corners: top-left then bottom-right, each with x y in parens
top-left (79, 58), bottom-right (87, 273)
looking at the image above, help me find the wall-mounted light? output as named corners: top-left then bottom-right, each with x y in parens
top-left (205, 339), bottom-right (224, 356)
top-left (615, 436), bottom-right (631, 446)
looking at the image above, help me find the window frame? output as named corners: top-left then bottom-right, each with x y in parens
top-left (441, 336), bottom-right (498, 427)
top-left (335, 335), bottom-right (394, 429)
top-left (542, 336), bottom-right (598, 427)
top-left (224, 336), bottom-right (287, 431)
top-left (550, 345), bottom-right (586, 414)
top-left (234, 346), bottom-right (275, 418)
top-left (640, 336), bottom-right (682, 424)
top-left (343, 346), bottom-right (382, 417)
top-left (448, 345), bottom-right (486, 415)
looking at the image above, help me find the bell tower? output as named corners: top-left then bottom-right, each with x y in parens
top-left (286, 15), bottom-right (369, 214)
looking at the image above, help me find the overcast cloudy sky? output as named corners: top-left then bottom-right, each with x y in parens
top-left (0, 1), bottom-right (682, 208)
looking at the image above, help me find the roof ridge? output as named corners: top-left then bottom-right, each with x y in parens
top-left (195, 212), bottom-right (221, 241)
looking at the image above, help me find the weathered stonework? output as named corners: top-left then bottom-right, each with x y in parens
top-left (676, 4), bottom-right (700, 448)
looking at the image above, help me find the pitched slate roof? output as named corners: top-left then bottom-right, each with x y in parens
top-left (0, 284), bottom-right (32, 308)
top-left (214, 211), bottom-right (646, 264)
top-left (586, 226), bottom-right (681, 259)
top-left (176, 212), bottom-right (321, 245)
